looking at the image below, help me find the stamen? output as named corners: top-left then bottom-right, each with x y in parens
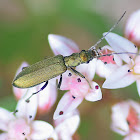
top-left (129, 57), bottom-right (135, 65)
top-left (72, 95), bottom-right (76, 99)
top-left (59, 111), bottom-right (63, 115)
top-left (128, 69), bottom-right (131, 72)
top-left (13, 110), bottom-right (18, 115)
top-left (68, 73), bottom-right (72, 76)
top-left (22, 132), bottom-right (25, 135)
top-left (26, 99), bottom-right (30, 103)
top-left (95, 85), bottom-right (99, 89)
top-left (77, 78), bottom-right (81, 82)
top-left (127, 120), bottom-right (130, 125)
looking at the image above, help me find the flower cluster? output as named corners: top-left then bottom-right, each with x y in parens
top-left (0, 81), bottom-right (80, 140)
top-left (106, 9), bottom-right (140, 140)
top-left (0, 88), bottom-right (54, 140)
top-left (1, 9), bottom-right (140, 140)
top-left (111, 100), bottom-right (140, 140)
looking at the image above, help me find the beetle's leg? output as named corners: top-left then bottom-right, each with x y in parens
top-left (57, 74), bottom-right (62, 89)
top-left (70, 67), bottom-right (92, 88)
top-left (25, 81), bottom-right (48, 103)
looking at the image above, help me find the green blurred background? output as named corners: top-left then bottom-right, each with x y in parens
top-left (0, 0), bottom-right (140, 139)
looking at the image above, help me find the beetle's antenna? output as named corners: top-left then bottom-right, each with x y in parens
top-left (96, 52), bottom-right (140, 58)
top-left (89, 11), bottom-right (126, 51)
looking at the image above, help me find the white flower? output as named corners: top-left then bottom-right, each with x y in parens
top-left (96, 45), bottom-right (122, 78)
top-left (102, 32), bottom-right (140, 96)
top-left (48, 110), bottom-right (80, 140)
top-left (125, 9), bottom-right (140, 46)
top-left (124, 132), bottom-right (140, 140)
top-left (0, 88), bottom-right (54, 140)
top-left (111, 100), bottom-right (140, 137)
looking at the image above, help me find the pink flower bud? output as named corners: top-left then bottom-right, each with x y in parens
top-left (124, 10), bottom-right (140, 46)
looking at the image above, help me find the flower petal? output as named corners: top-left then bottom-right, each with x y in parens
top-left (111, 102), bottom-right (129, 135)
top-left (128, 100), bottom-right (140, 114)
top-left (57, 131), bottom-right (72, 140)
top-left (98, 45), bottom-right (122, 66)
top-left (31, 121), bottom-right (54, 139)
top-left (37, 78), bottom-right (57, 114)
top-left (0, 108), bottom-right (14, 131)
top-left (124, 9), bottom-right (140, 46)
top-left (135, 55), bottom-right (140, 64)
top-left (48, 130), bottom-right (58, 140)
top-left (124, 132), bottom-right (140, 140)
top-left (102, 65), bottom-right (136, 89)
top-left (98, 45), bottom-right (114, 52)
top-left (104, 32), bottom-right (138, 63)
top-left (98, 45), bottom-right (116, 64)
top-left (48, 34), bottom-right (80, 56)
top-left (136, 79), bottom-right (140, 96)
top-left (76, 58), bottom-right (97, 80)
top-left (134, 55), bottom-right (140, 74)
top-left (13, 62), bottom-right (29, 100)
top-left (0, 133), bottom-right (8, 140)
top-left (16, 87), bottom-right (38, 122)
top-left (85, 82), bottom-right (102, 102)
top-left (55, 110), bottom-right (80, 137)
top-left (53, 92), bottom-right (83, 120)
top-left (59, 70), bottom-right (72, 91)
top-left (113, 54), bottom-right (122, 66)
top-left (96, 60), bottom-right (119, 78)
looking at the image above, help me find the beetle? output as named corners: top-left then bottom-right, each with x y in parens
top-left (12, 11), bottom-right (127, 102)
top-left (13, 48), bottom-right (98, 102)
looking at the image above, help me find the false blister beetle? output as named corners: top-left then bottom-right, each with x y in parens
top-left (13, 11), bottom-right (130, 102)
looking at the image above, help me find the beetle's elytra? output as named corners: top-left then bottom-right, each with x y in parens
top-left (13, 55), bottom-right (67, 88)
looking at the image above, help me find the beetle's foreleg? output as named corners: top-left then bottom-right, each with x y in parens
top-left (70, 67), bottom-right (92, 89)
top-left (25, 81), bottom-right (48, 103)
top-left (57, 74), bottom-right (62, 89)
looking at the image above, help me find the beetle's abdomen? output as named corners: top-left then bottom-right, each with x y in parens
top-left (13, 55), bottom-right (67, 88)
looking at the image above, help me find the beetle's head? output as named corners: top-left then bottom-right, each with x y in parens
top-left (86, 49), bottom-right (99, 63)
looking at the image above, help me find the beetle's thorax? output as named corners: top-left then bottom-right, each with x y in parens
top-left (64, 50), bottom-right (98, 67)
